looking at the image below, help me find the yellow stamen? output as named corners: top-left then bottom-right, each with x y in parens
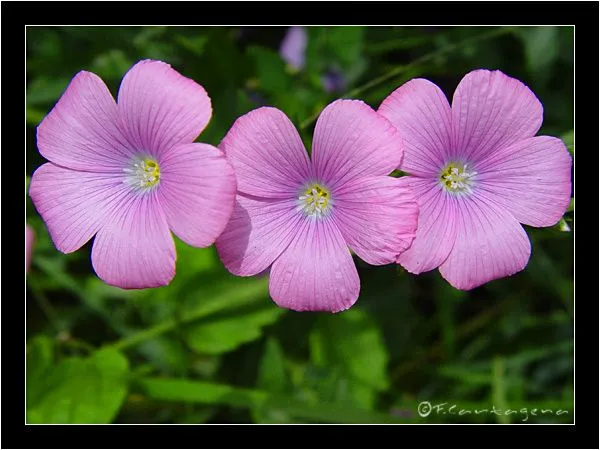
top-left (298, 183), bottom-right (331, 217)
top-left (124, 156), bottom-right (161, 190)
top-left (439, 162), bottom-right (476, 194)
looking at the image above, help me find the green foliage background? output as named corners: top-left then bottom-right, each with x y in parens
top-left (26, 26), bottom-right (574, 424)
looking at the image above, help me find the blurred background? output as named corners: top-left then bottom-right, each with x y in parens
top-left (26, 26), bottom-right (574, 424)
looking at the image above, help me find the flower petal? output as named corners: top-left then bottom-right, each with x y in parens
top-left (29, 163), bottom-right (129, 253)
top-left (158, 143), bottom-right (236, 248)
top-left (396, 177), bottom-right (459, 274)
top-left (378, 79), bottom-right (452, 176)
top-left (451, 69), bottom-right (543, 163)
top-left (473, 136), bottom-right (572, 227)
top-left (36, 71), bottom-right (133, 172)
top-left (91, 193), bottom-right (175, 289)
top-left (280, 26), bottom-right (307, 70)
top-left (216, 195), bottom-right (303, 276)
top-left (269, 218), bottom-right (360, 312)
top-left (438, 193), bottom-right (531, 290)
top-left (333, 176), bottom-right (418, 265)
top-left (118, 60), bottom-right (212, 157)
top-left (219, 107), bottom-right (311, 198)
top-left (312, 99), bottom-right (402, 189)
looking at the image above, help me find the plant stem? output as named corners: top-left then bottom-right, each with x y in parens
top-left (34, 256), bottom-right (128, 336)
top-left (27, 276), bottom-right (63, 332)
top-left (390, 298), bottom-right (509, 381)
top-left (105, 277), bottom-right (269, 352)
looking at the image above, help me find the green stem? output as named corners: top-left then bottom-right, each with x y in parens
top-left (60, 336), bottom-right (95, 353)
top-left (492, 356), bottom-right (509, 424)
top-left (105, 277), bottom-right (269, 352)
top-left (33, 256), bottom-right (86, 297)
top-left (34, 256), bottom-right (128, 336)
top-left (391, 298), bottom-right (509, 381)
top-left (299, 26), bottom-right (516, 130)
top-left (27, 276), bottom-right (63, 332)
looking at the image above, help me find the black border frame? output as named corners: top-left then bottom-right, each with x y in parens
top-left (7, 1), bottom-right (598, 448)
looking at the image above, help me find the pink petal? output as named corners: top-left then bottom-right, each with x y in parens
top-left (29, 163), bottom-right (129, 253)
top-left (269, 218), bottom-right (360, 313)
top-left (438, 193), bottom-right (531, 290)
top-left (312, 99), bottom-right (402, 189)
top-left (219, 107), bottom-right (311, 198)
top-left (117, 60), bottom-right (212, 157)
top-left (158, 143), bottom-right (237, 248)
top-left (451, 69), bottom-right (543, 164)
top-left (378, 79), bottom-right (452, 176)
top-left (91, 192), bottom-right (175, 289)
top-left (216, 195), bottom-right (303, 276)
top-left (36, 71), bottom-right (133, 172)
top-left (396, 177), bottom-right (459, 274)
top-left (280, 26), bottom-right (307, 70)
top-left (26, 225), bottom-right (35, 272)
top-left (332, 176), bottom-right (418, 265)
top-left (473, 136), bottom-right (572, 227)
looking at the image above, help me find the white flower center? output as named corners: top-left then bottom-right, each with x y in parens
top-left (440, 162), bottom-right (476, 195)
top-left (124, 156), bottom-right (161, 191)
top-left (297, 183), bottom-right (332, 218)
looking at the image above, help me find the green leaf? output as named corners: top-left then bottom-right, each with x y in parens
top-left (519, 27), bottom-right (559, 84)
top-left (561, 129), bottom-right (574, 154)
top-left (27, 77), bottom-right (70, 106)
top-left (556, 217), bottom-right (571, 232)
top-left (175, 35), bottom-right (209, 56)
top-left (324, 26), bottom-right (365, 67)
top-left (26, 107), bottom-right (46, 126)
top-left (309, 309), bottom-right (389, 408)
top-left (26, 335), bottom-right (55, 407)
top-left (104, 276), bottom-right (270, 352)
top-left (257, 338), bottom-right (287, 392)
top-left (492, 356), bottom-right (509, 424)
top-left (561, 129), bottom-right (574, 147)
top-left (247, 46), bottom-right (290, 94)
top-left (27, 348), bottom-right (129, 424)
top-left (253, 338), bottom-right (290, 423)
top-left (137, 337), bottom-right (189, 375)
top-left (90, 49), bottom-right (134, 81)
top-left (186, 304), bottom-right (284, 355)
top-left (138, 378), bottom-right (409, 424)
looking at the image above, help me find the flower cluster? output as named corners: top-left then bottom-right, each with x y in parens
top-left (28, 59), bottom-right (572, 312)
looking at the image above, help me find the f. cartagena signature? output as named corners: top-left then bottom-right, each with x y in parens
top-left (417, 401), bottom-right (570, 422)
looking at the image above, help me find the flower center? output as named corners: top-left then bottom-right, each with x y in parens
top-left (439, 162), bottom-right (476, 194)
top-left (124, 156), bottom-right (161, 190)
top-left (298, 183), bottom-right (332, 218)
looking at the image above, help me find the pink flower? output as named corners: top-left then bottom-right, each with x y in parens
top-left (378, 69), bottom-right (572, 290)
top-left (26, 225), bottom-right (35, 273)
top-left (216, 100), bottom-right (418, 312)
top-left (279, 26), bottom-right (307, 70)
top-left (29, 60), bottom-right (236, 289)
